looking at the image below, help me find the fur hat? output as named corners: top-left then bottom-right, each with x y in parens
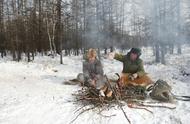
top-left (130, 48), bottom-right (142, 57)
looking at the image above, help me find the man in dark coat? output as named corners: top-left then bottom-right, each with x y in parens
top-left (109, 48), bottom-right (153, 87)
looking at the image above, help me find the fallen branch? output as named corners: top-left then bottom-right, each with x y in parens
top-left (105, 75), bottom-right (131, 124)
top-left (137, 103), bottom-right (176, 109)
top-left (127, 103), bottom-right (153, 114)
top-left (69, 106), bottom-right (97, 124)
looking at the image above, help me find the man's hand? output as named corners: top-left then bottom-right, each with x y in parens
top-left (118, 81), bottom-right (125, 87)
top-left (129, 73), bottom-right (138, 81)
top-left (108, 52), bottom-right (116, 60)
top-left (88, 79), bottom-right (96, 87)
top-left (91, 79), bottom-right (96, 87)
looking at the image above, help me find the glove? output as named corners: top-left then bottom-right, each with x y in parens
top-left (99, 90), bottom-right (105, 97)
top-left (133, 73), bottom-right (138, 78)
top-left (129, 73), bottom-right (138, 81)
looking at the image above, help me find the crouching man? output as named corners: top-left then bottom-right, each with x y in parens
top-left (109, 48), bottom-right (153, 88)
top-left (77, 48), bottom-right (112, 97)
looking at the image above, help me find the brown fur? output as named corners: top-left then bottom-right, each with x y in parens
top-left (120, 73), bottom-right (153, 87)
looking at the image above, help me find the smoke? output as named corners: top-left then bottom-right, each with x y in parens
top-left (150, 0), bottom-right (186, 45)
top-left (81, 0), bottom-right (115, 49)
top-left (81, 0), bottom-right (187, 50)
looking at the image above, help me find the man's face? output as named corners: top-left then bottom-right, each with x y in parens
top-left (130, 53), bottom-right (138, 61)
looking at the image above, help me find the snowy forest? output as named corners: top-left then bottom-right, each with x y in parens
top-left (0, 0), bottom-right (190, 63)
top-left (0, 0), bottom-right (190, 124)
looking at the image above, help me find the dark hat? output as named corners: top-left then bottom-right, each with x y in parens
top-left (130, 48), bottom-right (142, 57)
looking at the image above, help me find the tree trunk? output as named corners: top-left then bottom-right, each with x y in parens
top-left (155, 44), bottom-right (160, 63)
top-left (177, 44), bottom-right (182, 54)
top-left (161, 45), bottom-right (166, 64)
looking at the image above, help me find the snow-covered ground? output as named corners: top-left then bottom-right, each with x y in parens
top-left (0, 46), bottom-right (190, 124)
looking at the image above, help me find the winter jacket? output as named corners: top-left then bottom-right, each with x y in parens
top-left (83, 58), bottom-right (104, 80)
top-left (114, 52), bottom-right (146, 77)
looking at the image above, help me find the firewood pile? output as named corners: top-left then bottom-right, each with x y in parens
top-left (70, 85), bottom-right (148, 124)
